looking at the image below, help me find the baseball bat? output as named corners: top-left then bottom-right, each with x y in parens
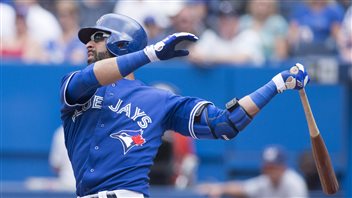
top-left (299, 89), bottom-right (339, 195)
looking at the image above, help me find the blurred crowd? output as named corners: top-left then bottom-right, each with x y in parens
top-left (1, 0), bottom-right (351, 66)
top-left (2, 0), bottom-right (349, 194)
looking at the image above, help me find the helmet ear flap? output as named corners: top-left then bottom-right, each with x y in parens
top-left (106, 36), bottom-right (130, 56)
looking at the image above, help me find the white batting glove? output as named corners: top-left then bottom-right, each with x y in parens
top-left (272, 63), bottom-right (310, 93)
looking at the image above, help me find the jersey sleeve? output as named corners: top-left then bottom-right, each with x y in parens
top-left (60, 64), bottom-right (100, 110)
top-left (164, 93), bottom-right (212, 139)
top-left (60, 71), bottom-right (80, 118)
top-left (60, 70), bottom-right (98, 119)
top-left (60, 71), bottom-right (78, 106)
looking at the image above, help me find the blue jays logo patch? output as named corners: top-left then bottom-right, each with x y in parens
top-left (110, 129), bottom-right (146, 155)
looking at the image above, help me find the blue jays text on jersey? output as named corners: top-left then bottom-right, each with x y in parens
top-left (71, 95), bottom-right (152, 130)
top-left (60, 71), bottom-right (210, 197)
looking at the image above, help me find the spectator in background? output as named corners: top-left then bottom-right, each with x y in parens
top-left (206, 0), bottom-right (247, 30)
top-left (298, 150), bottom-right (321, 190)
top-left (49, 126), bottom-right (76, 191)
top-left (173, 132), bottom-right (198, 189)
top-left (147, 130), bottom-right (198, 188)
top-left (336, 0), bottom-right (352, 11)
top-left (78, 0), bottom-right (115, 28)
top-left (143, 15), bottom-right (167, 45)
top-left (287, 0), bottom-right (345, 56)
top-left (165, 3), bottom-right (206, 50)
top-left (149, 130), bottom-right (175, 186)
top-left (46, 1), bottom-right (86, 65)
top-left (338, 5), bottom-right (352, 63)
top-left (183, 0), bottom-right (208, 33)
top-left (279, 1), bottom-right (301, 21)
top-left (0, 2), bottom-right (16, 39)
top-left (188, 1), bottom-right (264, 66)
top-left (0, 7), bottom-right (48, 63)
top-left (197, 145), bottom-right (308, 198)
top-left (239, 0), bottom-right (289, 62)
top-left (25, 125), bottom-right (76, 191)
top-left (114, 0), bottom-right (173, 29)
top-left (149, 83), bottom-right (198, 188)
top-left (114, 1), bottom-right (183, 45)
top-left (13, 0), bottom-right (62, 50)
top-left (115, 1), bottom-right (206, 49)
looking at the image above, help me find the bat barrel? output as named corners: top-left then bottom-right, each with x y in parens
top-left (311, 135), bottom-right (339, 194)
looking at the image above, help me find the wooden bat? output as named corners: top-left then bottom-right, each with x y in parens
top-left (299, 88), bottom-right (339, 195)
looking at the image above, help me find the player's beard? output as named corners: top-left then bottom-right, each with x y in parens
top-left (88, 50), bottom-right (113, 64)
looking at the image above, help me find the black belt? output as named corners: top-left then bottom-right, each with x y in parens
top-left (90, 193), bottom-right (117, 198)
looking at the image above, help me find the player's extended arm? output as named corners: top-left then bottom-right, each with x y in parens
top-left (94, 32), bottom-right (198, 85)
top-left (66, 32), bottom-right (197, 104)
top-left (193, 63), bottom-right (310, 140)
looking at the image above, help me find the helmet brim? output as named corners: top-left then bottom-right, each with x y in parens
top-left (78, 26), bottom-right (111, 44)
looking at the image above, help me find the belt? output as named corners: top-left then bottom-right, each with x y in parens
top-left (90, 192), bottom-right (117, 198)
top-left (79, 190), bottom-right (144, 198)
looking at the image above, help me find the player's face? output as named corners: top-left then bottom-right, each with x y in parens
top-left (86, 31), bottom-right (112, 64)
top-left (262, 164), bottom-right (285, 185)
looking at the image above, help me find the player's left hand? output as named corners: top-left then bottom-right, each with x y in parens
top-left (144, 32), bottom-right (198, 62)
top-left (272, 63), bottom-right (310, 93)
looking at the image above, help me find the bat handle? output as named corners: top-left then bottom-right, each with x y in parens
top-left (299, 89), bottom-right (320, 137)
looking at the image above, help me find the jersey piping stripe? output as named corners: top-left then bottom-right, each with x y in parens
top-left (188, 101), bottom-right (212, 139)
top-left (63, 71), bottom-right (98, 107)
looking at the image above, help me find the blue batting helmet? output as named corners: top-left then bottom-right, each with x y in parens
top-left (78, 13), bottom-right (148, 56)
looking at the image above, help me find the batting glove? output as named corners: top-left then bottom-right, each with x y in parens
top-left (144, 32), bottom-right (198, 62)
top-left (272, 63), bottom-right (310, 93)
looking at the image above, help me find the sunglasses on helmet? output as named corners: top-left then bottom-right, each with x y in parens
top-left (90, 31), bottom-right (110, 43)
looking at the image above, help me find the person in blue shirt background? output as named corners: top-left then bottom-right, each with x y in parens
top-left (287, 0), bottom-right (345, 55)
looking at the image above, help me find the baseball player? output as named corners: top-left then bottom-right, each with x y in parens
top-left (196, 145), bottom-right (308, 198)
top-left (60, 14), bottom-right (309, 198)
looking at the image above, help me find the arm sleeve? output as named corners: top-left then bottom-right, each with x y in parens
top-left (60, 63), bottom-right (101, 106)
top-left (164, 94), bottom-right (211, 139)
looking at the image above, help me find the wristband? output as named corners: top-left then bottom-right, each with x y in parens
top-left (144, 45), bottom-right (160, 62)
top-left (117, 50), bottom-right (151, 77)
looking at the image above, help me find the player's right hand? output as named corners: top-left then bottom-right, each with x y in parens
top-left (143, 32), bottom-right (198, 62)
top-left (272, 63), bottom-right (310, 93)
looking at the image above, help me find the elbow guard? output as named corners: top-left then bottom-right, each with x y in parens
top-left (193, 99), bottom-right (252, 140)
top-left (225, 98), bottom-right (252, 132)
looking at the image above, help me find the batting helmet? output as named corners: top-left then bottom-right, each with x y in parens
top-left (78, 13), bottom-right (148, 56)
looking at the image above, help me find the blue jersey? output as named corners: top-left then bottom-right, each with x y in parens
top-left (291, 2), bottom-right (344, 42)
top-left (60, 72), bottom-right (210, 196)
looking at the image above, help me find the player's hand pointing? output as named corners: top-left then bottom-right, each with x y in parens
top-left (272, 63), bottom-right (310, 93)
top-left (144, 32), bottom-right (198, 62)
